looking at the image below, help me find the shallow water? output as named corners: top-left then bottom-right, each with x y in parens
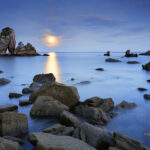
top-left (0, 52), bottom-right (150, 149)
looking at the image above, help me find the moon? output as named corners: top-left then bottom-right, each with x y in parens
top-left (44, 35), bottom-right (59, 47)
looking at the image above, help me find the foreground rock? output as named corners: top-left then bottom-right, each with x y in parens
top-left (140, 50), bottom-right (150, 56)
top-left (115, 100), bottom-right (137, 110)
top-left (125, 50), bottom-right (138, 57)
top-left (104, 51), bottom-right (110, 56)
top-left (0, 104), bottom-right (18, 113)
top-left (9, 93), bottom-right (22, 98)
top-left (0, 112), bottom-right (28, 136)
top-left (29, 82), bottom-right (79, 107)
top-left (137, 88), bottom-right (147, 91)
top-left (0, 137), bottom-right (24, 150)
top-left (144, 94), bottom-right (150, 100)
top-left (105, 58), bottom-right (121, 62)
top-left (30, 96), bottom-right (69, 117)
top-left (16, 41), bottom-right (38, 56)
top-left (142, 62), bottom-right (150, 71)
top-left (33, 73), bottom-right (56, 83)
top-left (19, 100), bottom-right (32, 106)
top-left (0, 78), bottom-right (10, 85)
top-left (3, 136), bottom-right (24, 145)
top-left (96, 68), bottom-right (104, 71)
top-left (127, 61), bottom-right (139, 64)
top-left (22, 87), bottom-right (33, 94)
top-left (28, 132), bottom-right (96, 150)
top-left (0, 27), bottom-right (16, 55)
top-left (73, 122), bottom-right (114, 149)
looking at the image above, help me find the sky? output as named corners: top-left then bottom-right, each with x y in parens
top-left (0, 0), bottom-right (150, 52)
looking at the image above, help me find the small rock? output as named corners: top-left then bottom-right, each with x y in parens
top-left (115, 100), bottom-right (137, 110)
top-left (142, 62), bottom-right (150, 71)
top-left (0, 104), bottom-right (18, 113)
top-left (9, 93), bottom-right (22, 98)
top-left (127, 61), bottom-right (139, 64)
top-left (140, 50), bottom-right (150, 56)
top-left (29, 82), bottom-right (41, 89)
top-left (43, 53), bottom-right (49, 56)
top-left (0, 78), bottom-right (10, 85)
top-left (3, 136), bottom-right (24, 145)
top-left (104, 51), bottom-right (110, 56)
top-left (0, 70), bottom-right (3, 73)
top-left (78, 81), bottom-right (91, 85)
top-left (22, 88), bottom-right (33, 94)
top-left (125, 50), bottom-right (138, 57)
top-left (71, 78), bottom-right (75, 81)
top-left (137, 88), bottom-right (147, 91)
top-left (144, 94), bottom-right (150, 100)
top-left (105, 58), bottom-right (121, 62)
top-left (19, 100), bottom-right (32, 106)
top-left (147, 80), bottom-right (150, 83)
top-left (33, 73), bottom-right (56, 83)
top-left (96, 68), bottom-right (104, 71)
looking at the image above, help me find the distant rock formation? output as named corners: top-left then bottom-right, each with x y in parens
top-left (125, 49), bottom-right (138, 57)
top-left (16, 42), bottom-right (38, 56)
top-left (0, 27), bottom-right (16, 55)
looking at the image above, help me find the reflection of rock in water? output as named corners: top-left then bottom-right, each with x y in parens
top-left (45, 52), bottom-right (61, 82)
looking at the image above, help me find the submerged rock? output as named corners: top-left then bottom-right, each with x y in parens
top-left (144, 94), bottom-right (150, 100)
top-left (0, 112), bottom-right (28, 136)
top-left (28, 132), bottom-right (96, 150)
top-left (30, 96), bottom-right (69, 117)
top-left (0, 78), bottom-right (10, 85)
top-left (127, 61), bottom-right (139, 64)
top-left (96, 68), bottom-right (104, 71)
top-left (29, 82), bottom-right (79, 107)
top-left (33, 73), bottom-right (56, 83)
top-left (104, 51), bottom-right (110, 56)
top-left (105, 58), bottom-right (121, 62)
top-left (115, 100), bottom-right (137, 110)
top-left (9, 93), bottom-right (22, 98)
top-left (125, 50), bottom-right (138, 57)
top-left (0, 104), bottom-right (18, 113)
top-left (142, 62), bottom-right (150, 71)
top-left (137, 88), bottom-right (147, 91)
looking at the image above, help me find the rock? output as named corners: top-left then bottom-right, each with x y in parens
top-left (19, 100), bottom-right (32, 106)
top-left (113, 132), bottom-right (150, 150)
top-left (0, 27), bottom-right (16, 55)
top-left (147, 80), bottom-right (150, 83)
top-left (0, 112), bottom-right (28, 136)
top-left (104, 51), bottom-right (110, 56)
top-left (30, 96), bottom-right (69, 117)
top-left (142, 62), bottom-right (150, 71)
top-left (105, 58), bottom-right (121, 62)
top-left (96, 68), bottom-right (104, 71)
top-left (43, 53), bottom-right (49, 56)
top-left (60, 110), bottom-right (82, 127)
top-left (0, 70), bottom-right (3, 73)
top-left (137, 88), bottom-right (147, 91)
top-left (33, 73), bottom-right (56, 83)
top-left (77, 81), bottom-right (91, 85)
top-left (144, 94), bottom-right (150, 100)
top-left (0, 78), bottom-right (10, 85)
top-left (9, 93), bottom-right (22, 98)
top-left (16, 42), bottom-right (38, 56)
top-left (29, 82), bottom-right (41, 89)
top-left (22, 88), bottom-right (33, 94)
top-left (140, 50), bottom-right (150, 56)
top-left (127, 61), bottom-right (139, 64)
top-left (3, 136), bottom-right (24, 145)
top-left (73, 122), bottom-right (114, 149)
top-left (0, 137), bottom-right (24, 150)
top-left (125, 50), bottom-right (138, 57)
top-left (0, 104), bottom-right (18, 113)
top-left (28, 132), bottom-right (96, 150)
top-left (29, 82), bottom-right (79, 107)
top-left (84, 97), bottom-right (104, 107)
top-left (62, 126), bottom-right (74, 136)
top-left (71, 78), bottom-right (75, 81)
top-left (115, 100), bottom-right (137, 110)
top-left (108, 147), bottom-right (121, 150)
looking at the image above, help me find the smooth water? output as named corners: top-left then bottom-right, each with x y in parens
top-left (0, 52), bottom-right (150, 149)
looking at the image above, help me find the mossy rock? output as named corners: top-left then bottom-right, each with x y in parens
top-left (0, 27), bottom-right (13, 37)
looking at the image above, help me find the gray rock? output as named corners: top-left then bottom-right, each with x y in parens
top-left (19, 100), bottom-right (32, 106)
top-left (29, 82), bottom-right (79, 107)
top-left (0, 104), bottom-right (18, 113)
top-left (0, 137), bottom-right (24, 150)
top-left (0, 112), bottom-right (28, 136)
top-left (3, 136), bottom-right (24, 145)
top-left (33, 73), bottom-right (56, 83)
top-left (22, 88), bottom-right (33, 94)
top-left (60, 110), bottom-right (82, 127)
top-left (28, 132), bottom-right (96, 150)
top-left (144, 94), bottom-right (150, 100)
top-left (127, 61), bottom-right (139, 64)
top-left (9, 93), bottom-right (22, 98)
top-left (142, 62), bottom-right (150, 71)
top-left (105, 58), bottom-right (121, 62)
top-left (30, 96), bottom-right (69, 117)
top-left (0, 78), bottom-right (10, 85)
top-left (115, 100), bottom-right (137, 110)
top-left (73, 122), bottom-right (114, 149)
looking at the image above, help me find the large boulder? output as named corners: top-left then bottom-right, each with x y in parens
top-left (0, 137), bottom-right (24, 150)
top-left (0, 112), bottom-right (28, 136)
top-left (33, 73), bottom-right (56, 83)
top-left (16, 42), bottom-right (38, 56)
top-left (30, 96), bottom-right (69, 117)
top-left (29, 82), bottom-right (79, 107)
top-left (73, 122), bottom-right (114, 149)
top-left (28, 132), bottom-right (96, 150)
top-left (0, 27), bottom-right (16, 55)
top-left (142, 62), bottom-right (150, 71)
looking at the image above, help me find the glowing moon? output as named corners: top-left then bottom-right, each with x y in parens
top-left (44, 35), bottom-right (60, 47)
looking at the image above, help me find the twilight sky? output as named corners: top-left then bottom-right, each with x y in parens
top-left (0, 0), bottom-right (150, 52)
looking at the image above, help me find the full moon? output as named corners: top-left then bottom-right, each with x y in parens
top-left (44, 35), bottom-right (59, 47)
